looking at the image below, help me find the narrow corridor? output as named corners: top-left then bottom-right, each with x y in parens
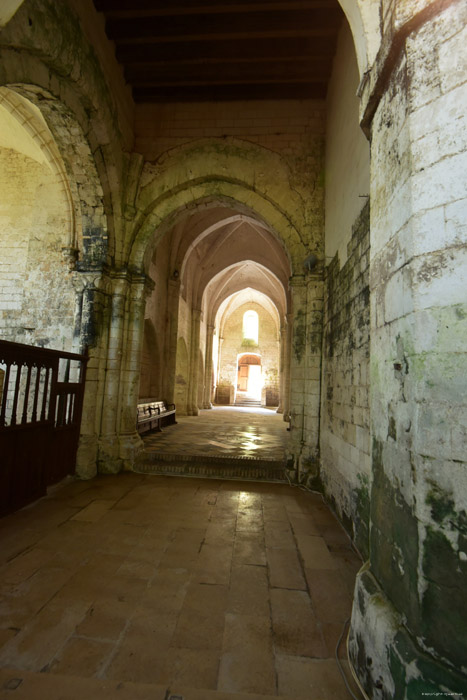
top-left (0, 474), bottom-right (362, 700)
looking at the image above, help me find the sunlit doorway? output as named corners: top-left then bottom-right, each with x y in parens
top-left (237, 353), bottom-right (262, 400)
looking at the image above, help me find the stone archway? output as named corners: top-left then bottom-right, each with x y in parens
top-left (0, 89), bottom-right (77, 350)
top-left (128, 138), bottom-right (312, 277)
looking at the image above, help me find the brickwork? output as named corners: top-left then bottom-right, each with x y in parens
top-left (321, 201), bottom-right (370, 556)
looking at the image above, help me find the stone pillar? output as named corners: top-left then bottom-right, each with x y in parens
top-left (349, 3), bottom-right (467, 697)
top-left (287, 272), bottom-right (324, 480)
top-left (72, 271), bottom-right (108, 479)
top-left (282, 313), bottom-right (292, 421)
top-left (287, 275), bottom-right (307, 469)
top-left (203, 324), bottom-right (215, 408)
top-left (97, 273), bottom-right (130, 474)
top-left (276, 323), bottom-right (287, 413)
top-left (164, 278), bottom-right (181, 404)
top-left (215, 336), bottom-right (224, 403)
top-left (302, 270), bottom-right (324, 474)
top-left (118, 274), bottom-right (154, 469)
top-left (187, 308), bottom-right (201, 415)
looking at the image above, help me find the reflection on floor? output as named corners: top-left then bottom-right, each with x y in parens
top-left (0, 473), bottom-right (363, 700)
top-left (143, 406), bottom-right (287, 459)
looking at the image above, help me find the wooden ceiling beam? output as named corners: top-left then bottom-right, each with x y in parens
top-left (106, 10), bottom-right (342, 42)
top-left (125, 60), bottom-right (331, 84)
top-left (116, 36), bottom-right (334, 63)
top-left (95, 0), bottom-right (338, 17)
top-left (133, 83), bottom-right (328, 101)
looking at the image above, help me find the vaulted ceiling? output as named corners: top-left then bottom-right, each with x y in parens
top-left (92, 0), bottom-right (344, 102)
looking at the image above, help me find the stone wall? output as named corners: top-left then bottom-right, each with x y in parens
top-left (135, 99), bottom-right (324, 162)
top-left (325, 21), bottom-right (370, 266)
top-left (350, 1), bottom-right (467, 697)
top-left (321, 202), bottom-right (370, 557)
top-left (319, 14), bottom-right (371, 553)
top-left (0, 145), bottom-right (75, 350)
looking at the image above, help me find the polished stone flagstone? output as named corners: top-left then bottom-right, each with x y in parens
top-left (142, 406), bottom-right (288, 460)
top-left (0, 473), bottom-right (363, 699)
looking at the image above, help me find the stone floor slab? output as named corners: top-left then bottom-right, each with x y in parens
top-left (218, 613), bottom-right (276, 695)
top-left (0, 473), bottom-right (363, 700)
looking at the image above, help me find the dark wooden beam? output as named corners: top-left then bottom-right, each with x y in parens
top-left (95, 0), bottom-right (339, 17)
top-left (106, 9), bottom-right (342, 43)
top-left (125, 59), bottom-right (332, 84)
top-left (133, 82), bottom-right (328, 101)
top-left (116, 36), bottom-right (334, 64)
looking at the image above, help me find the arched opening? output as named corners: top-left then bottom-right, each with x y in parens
top-left (237, 353), bottom-right (262, 401)
top-left (135, 195), bottom-right (290, 420)
top-left (0, 88), bottom-right (76, 350)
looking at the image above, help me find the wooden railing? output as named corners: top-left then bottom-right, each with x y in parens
top-left (0, 340), bottom-right (88, 517)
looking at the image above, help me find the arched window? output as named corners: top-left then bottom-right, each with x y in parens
top-left (243, 310), bottom-right (259, 344)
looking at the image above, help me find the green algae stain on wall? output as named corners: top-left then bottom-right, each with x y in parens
top-left (293, 308), bottom-right (306, 363)
top-left (355, 473), bottom-right (370, 559)
top-left (422, 483), bottom-right (467, 671)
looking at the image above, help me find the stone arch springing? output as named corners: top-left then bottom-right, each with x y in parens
top-left (0, 88), bottom-right (76, 251)
top-left (2, 85), bottom-right (109, 270)
top-left (0, 88), bottom-right (80, 349)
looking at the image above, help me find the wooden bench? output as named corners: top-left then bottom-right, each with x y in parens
top-left (137, 400), bottom-right (177, 435)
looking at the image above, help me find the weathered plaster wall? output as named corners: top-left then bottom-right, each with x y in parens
top-left (325, 20), bottom-right (370, 265)
top-left (218, 303), bottom-right (279, 404)
top-left (321, 203), bottom-right (370, 556)
top-left (350, 1), bottom-right (467, 697)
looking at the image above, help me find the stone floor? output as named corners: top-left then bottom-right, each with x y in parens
top-left (143, 406), bottom-right (288, 460)
top-left (0, 473), bottom-right (363, 700)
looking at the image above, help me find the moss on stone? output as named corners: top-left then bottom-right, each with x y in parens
top-left (370, 439), bottom-right (421, 634)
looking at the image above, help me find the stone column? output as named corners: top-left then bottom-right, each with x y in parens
top-left (203, 324), bottom-right (215, 408)
top-left (276, 324), bottom-right (287, 413)
top-left (72, 271), bottom-right (108, 479)
top-left (287, 272), bottom-right (324, 481)
top-left (282, 313), bottom-right (292, 421)
top-left (302, 269), bottom-right (324, 475)
top-left (215, 336), bottom-right (224, 403)
top-left (349, 3), bottom-right (467, 697)
top-left (287, 274), bottom-right (307, 468)
top-left (118, 274), bottom-right (154, 469)
top-left (97, 272), bottom-right (130, 474)
top-left (164, 278), bottom-right (181, 404)
top-left (187, 308), bottom-right (201, 415)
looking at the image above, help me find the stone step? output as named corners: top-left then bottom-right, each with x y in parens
top-left (136, 451), bottom-right (287, 482)
top-left (234, 402), bottom-right (262, 407)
